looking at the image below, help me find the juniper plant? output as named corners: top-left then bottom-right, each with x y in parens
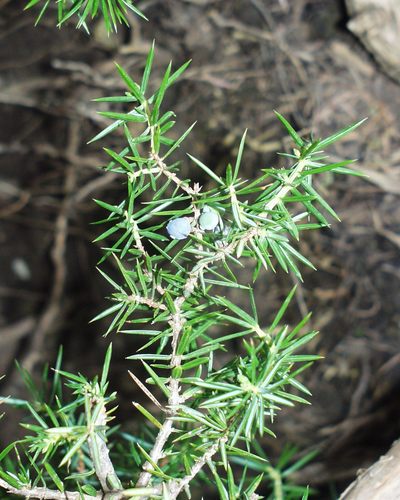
top-left (0, 41), bottom-right (365, 499)
top-left (24, 0), bottom-right (145, 32)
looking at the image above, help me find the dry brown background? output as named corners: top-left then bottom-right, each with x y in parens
top-left (0, 0), bottom-right (400, 498)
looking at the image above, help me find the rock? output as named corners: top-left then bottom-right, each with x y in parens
top-left (340, 439), bottom-right (400, 499)
top-left (345, 0), bottom-right (400, 83)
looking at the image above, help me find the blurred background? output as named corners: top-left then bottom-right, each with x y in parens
top-left (0, 0), bottom-right (400, 497)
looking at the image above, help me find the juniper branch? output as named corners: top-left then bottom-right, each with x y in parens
top-left (0, 39), bottom-right (364, 499)
top-left (0, 478), bottom-right (103, 500)
top-left (87, 395), bottom-right (122, 493)
top-left (135, 153), bottom-right (310, 490)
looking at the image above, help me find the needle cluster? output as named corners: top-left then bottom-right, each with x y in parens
top-left (24, 0), bottom-right (145, 32)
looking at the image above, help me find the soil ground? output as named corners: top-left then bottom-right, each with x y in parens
top-left (0, 0), bottom-right (400, 498)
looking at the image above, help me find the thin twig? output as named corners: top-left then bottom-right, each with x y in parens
top-left (127, 294), bottom-right (167, 310)
top-left (264, 158), bottom-right (307, 212)
top-left (168, 435), bottom-right (228, 499)
top-left (74, 172), bottom-right (119, 204)
top-left (0, 477), bottom-right (156, 500)
top-left (4, 123), bottom-right (81, 386)
top-left (135, 272), bottom-right (200, 488)
top-left (0, 478), bottom-right (103, 500)
top-left (135, 417), bottom-right (174, 488)
top-left (152, 153), bottom-right (203, 239)
top-left (151, 153), bottom-right (196, 197)
top-left (87, 396), bottom-right (122, 493)
top-left (0, 317), bottom-right (35, 347)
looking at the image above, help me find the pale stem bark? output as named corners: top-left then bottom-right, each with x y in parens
top-left (0, 478), bottom-right (159, 500)
top-left (168, 435), bottom-right (228, 499)
top-left (0, 478), bottom-right (104, 500)
top-left (87, 398), bottom-right (122, 492)
top-left (263, 158), bottom-right (307, 212)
